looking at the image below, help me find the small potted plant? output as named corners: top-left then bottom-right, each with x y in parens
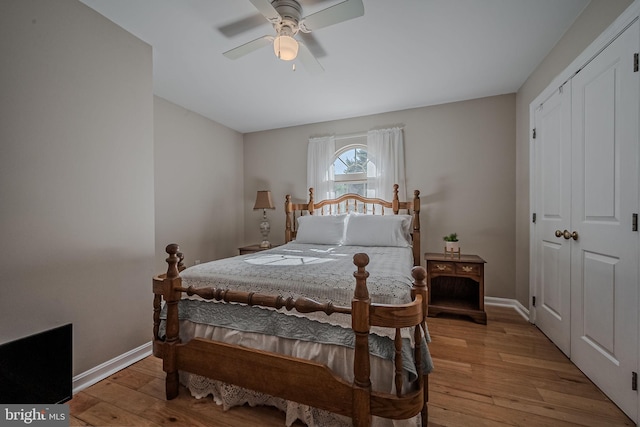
top-left (443, 232), bottom-right (459, 253)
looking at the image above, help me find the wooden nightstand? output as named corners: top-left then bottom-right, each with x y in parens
top-left (424, 252), bottom-right (487, 324)
top-left (238, 244), bottom-right (279, 255)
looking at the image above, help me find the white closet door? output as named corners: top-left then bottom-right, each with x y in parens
top-left (532, 87), bottom-right (572, 356)
top-left (570, 20), bottom-right (639, 421)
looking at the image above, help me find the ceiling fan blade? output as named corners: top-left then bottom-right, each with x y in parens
top-left (298, 32), bottom-right (326, 58)
top-left (249, 0), bottom-right (281, 23)
top-left (300, 0), bottom-right (364, 32)
top-left (297, 41), bottom-right (324, 74)
top-left (217, 14), bottom-right (268, 38)
top-left (223, 35), bottom-right (274, 60)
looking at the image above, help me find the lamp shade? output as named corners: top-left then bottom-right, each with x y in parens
top-left (273, 35), bottom-right (298, 61)
top-left (253, 190), bottom-right (275, 210)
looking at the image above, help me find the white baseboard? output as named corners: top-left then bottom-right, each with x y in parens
top-left (72, 341), bottom-right (152, 395)
top-left (485, 296), bottom-right (530, 321)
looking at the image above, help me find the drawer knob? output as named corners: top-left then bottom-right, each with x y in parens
top-left (461, 266), bottom-right (473, 273)
top-left (435, 264), bottom-right (447, 271)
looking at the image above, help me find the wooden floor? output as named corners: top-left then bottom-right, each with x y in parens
top-left (69, 306), bottom-right (634, 426)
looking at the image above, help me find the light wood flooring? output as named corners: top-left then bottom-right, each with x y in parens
top-left (69, 306), bottom-right (634, 426)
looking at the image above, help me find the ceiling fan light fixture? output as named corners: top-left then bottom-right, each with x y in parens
top-left (273, 34), bottom-right (298, 61)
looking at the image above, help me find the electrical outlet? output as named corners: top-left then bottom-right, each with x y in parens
top-left (194, 259), bottom-right (201, 265)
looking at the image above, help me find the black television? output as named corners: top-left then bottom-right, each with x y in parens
top-left (0, 324), bottom-right (72, 404)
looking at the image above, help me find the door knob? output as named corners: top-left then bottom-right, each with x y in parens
top-left (557, 229), bottom-right (578, 240)
top-left (563, 230), bottom-right (579, 240)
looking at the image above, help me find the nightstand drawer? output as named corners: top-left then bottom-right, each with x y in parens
top-left (429, 261), bottom-right (454, 274)
top-left (456, 263), bottom-right (481, 276)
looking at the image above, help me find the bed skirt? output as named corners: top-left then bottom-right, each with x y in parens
top-left (177, 320), bottom-right (422, 427)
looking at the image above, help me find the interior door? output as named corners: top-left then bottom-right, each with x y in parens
top-left (570, 20), bottom-right (639, 422)
top-left (532, 87), bottom-right (572, 356)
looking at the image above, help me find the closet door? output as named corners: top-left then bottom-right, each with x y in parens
top-left (532, 87), bottom-right (572, 356)
top-left (570, 20), bottom-right (639, 421)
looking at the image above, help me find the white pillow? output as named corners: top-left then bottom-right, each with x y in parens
top-left (295, 215), bottom-right (347, 245)
top-left (343, 214), bottom-right (412, 247)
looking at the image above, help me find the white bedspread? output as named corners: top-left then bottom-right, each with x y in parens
top-left (180, 242), bottom-right (415, 331)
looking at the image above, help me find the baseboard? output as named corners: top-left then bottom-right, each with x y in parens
top-left (72, 341), bottom-right (152, 395)
top-left (485, 296), bottom-right (530, 321)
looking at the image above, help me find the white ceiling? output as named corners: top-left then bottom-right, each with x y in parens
top-left (80, 0), bottom-right (590, 133)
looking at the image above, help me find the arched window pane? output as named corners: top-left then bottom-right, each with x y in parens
top-left (332, 144), bottom-right (372, 197)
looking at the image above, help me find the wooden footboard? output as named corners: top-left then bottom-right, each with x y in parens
top-left (153, 244), bottom-right (429, 427)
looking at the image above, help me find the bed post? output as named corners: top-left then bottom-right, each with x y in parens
top-left (412, 190), bottom-right (421, 266)
top-left (285, 195), bottom-right (293, 243)
top-left (162, 243), bottom-right (182, 399)
top-left (411, 265), bottom-right (429, 425)
top-left (352, 253), bottom-right (372, 427)
top-left (308, 187), bottom-right (315, 214)
top-left (392, 184), bottom-right (400, 214)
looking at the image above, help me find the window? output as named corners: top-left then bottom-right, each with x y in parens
top-left (307, 128), bottom-right (404, 204)
top-left (332, 144), bottom-right (375, 197)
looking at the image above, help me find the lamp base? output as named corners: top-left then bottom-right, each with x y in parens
top-left (259, 216), bottom-right (271, 249)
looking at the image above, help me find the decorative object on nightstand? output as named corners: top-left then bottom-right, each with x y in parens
top-left (443, 232), bottom-right (460, 258)
top-left (253, 190), bottom-right (276, 248)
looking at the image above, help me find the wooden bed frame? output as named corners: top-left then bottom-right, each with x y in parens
top-left (152, 187), bottom-right (428, 426)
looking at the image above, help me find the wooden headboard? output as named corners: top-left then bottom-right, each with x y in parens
top-left (285, 184), bottom-right (421, 266)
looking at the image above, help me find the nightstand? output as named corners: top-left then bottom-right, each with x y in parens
top-left (424, 252), bottom-right (487, 324)
top-left (238, 244), bottom-right (279, 255)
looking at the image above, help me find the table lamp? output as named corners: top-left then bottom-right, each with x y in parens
top-left (253, 190), bottom-right (275, 248)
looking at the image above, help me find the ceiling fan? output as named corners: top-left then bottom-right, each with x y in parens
top-left (223, 0), bottom-right (364, 73)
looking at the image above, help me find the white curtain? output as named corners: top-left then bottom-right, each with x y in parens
top-left (307, 135), bottom-right (336, 201)
top-left (366, 127), bottom-right (406, 201)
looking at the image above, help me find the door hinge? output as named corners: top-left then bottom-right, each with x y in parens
top-left (532, 213), bottom-right (537, 224)
top-left (532, 128), bottom-right (536, 139)
top-left (632, 371), bottom-right (637, 391)
top-left (532, 296), bottom-right (536, 307)
top-left (634, 53), bottom-right (639, 72)
top-left (633, 213), bottom-right (638, 231)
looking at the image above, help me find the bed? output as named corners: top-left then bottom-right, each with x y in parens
top-left (152, 185), bottom-right (430, 426)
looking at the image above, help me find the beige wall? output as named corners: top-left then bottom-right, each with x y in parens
top-left (244, 94), bottom-right (516, 299)
top-left (154, 96), bottom-right (244, 272)
top-left (0, 0), bottom-right (155, 374)
top-left (514, 0), bottom-right (634, 307)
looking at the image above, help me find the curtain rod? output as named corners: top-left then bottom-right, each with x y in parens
top-left (335, 132), bottom-right (367, 141)
top-left (333, 126), bottom-right (405, 141)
